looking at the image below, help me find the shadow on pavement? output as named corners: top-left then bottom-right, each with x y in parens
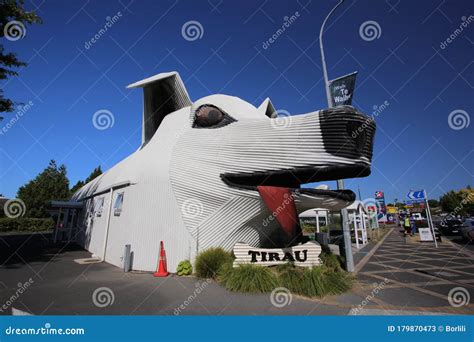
top-left (0, 232), bottom-right (84, 267)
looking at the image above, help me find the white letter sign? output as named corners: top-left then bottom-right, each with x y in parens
top-left (233, 241), bottom-right (322, 267)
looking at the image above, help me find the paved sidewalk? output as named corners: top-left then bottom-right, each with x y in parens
top-left (354, 228), bottom-right (474, 314)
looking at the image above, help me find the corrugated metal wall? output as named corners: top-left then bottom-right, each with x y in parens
top-left (75, 107), bottom-right (195, 272)
top-left (72, 85), bottom-right (372, 273)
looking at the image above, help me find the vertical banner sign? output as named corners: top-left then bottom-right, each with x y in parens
top-left (328, 71), bottom-right (358, 107)
top-left (375, 191), bottom-right (386, 221)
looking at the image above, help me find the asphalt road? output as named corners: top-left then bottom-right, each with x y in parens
top-left (443, 235), bottom-right (474, 252)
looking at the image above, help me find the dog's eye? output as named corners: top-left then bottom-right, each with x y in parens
top-left (193, 105), bottom-right (235, 128)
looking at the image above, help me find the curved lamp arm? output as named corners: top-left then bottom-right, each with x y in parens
top-left (319, 0), bottom-right (345, 107)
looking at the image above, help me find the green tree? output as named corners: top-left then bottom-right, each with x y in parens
top-left (1, 0), bottom-right (41, 112)
top-left (17, 160), bottom-right (69, 217)
top-left (439, 191), bottom-right (461, 214)
top-left (428, 199), bottom-right (439, 208)
top-left (70, 166), bottom-right (103, 196)
top-left (69, 180), bottom-right (84, 196)
top-left (459, 188), bottom-right (474, 217)
top-left (439, 188), bottom-right (474, 217)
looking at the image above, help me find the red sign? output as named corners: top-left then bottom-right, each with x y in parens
top-left (375, 191), bottom-right (384, 199)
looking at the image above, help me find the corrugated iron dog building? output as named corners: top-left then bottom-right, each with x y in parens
top-left (71, 71), bottom-right (376, 272)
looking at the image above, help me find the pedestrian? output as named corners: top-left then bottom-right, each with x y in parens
top-left (410, 215), bottom-right (417, 236)
top-left (403, 215), bottom-right (411, 236)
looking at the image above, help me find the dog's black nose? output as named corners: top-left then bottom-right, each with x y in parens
top-left (346, 121), bottom-right (367, 153)
top-left (319, 106), bottom-right (375, 161)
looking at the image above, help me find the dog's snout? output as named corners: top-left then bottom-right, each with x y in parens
top-left (319, 106), bottom-right (375, 161)
top-left (346, 121), bottom-right (367, 152)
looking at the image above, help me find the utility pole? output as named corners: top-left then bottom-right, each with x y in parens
top-left (319, 0), bottom-right (354, 272)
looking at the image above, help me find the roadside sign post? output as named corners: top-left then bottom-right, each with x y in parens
top-left (423, 189), bottom-right (438, 248)
top-left (315, 210), bottom-right (320, 234)
top-left (407, 190), bottom-right (437, 248)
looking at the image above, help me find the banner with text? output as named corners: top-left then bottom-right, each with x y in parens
top-left (329, 71), bottom-right (358, 107)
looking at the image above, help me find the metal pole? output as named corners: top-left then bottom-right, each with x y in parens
top-left (359, 205), bottom-right (367, 245)
top-left (319, 0), bottom-right (354, 272)
top-left (353, 212), bottom-right (359, 249)
top-left (315, 210), bottom-right (320, 233)
top-left (424, 189), bottom-right (438, 248)
top-left (320, 0), bottom-right (345, 106)
top-left (123, 244), bottom-right (131, 272)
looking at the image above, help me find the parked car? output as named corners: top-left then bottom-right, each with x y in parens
top-left (460, 218), bottom-right (474, 242)
top-left (412, 213), bottom-right (424, 221)
top-left (437, 218), bottom-right (467, 236)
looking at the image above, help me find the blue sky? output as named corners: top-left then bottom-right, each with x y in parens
top-left (1, 0), bottom-right (473, 203)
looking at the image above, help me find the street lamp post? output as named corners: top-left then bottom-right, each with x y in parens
top-left (319, 0), bottom-right (355, 272)
top-left (319, 0), bottom-right (345, 106)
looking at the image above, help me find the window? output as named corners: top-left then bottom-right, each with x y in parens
top-left (113, 192), bottom-right (124, 216)
top-left (95, 197), bottom-right (104, 217)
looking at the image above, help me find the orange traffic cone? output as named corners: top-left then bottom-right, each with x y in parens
top-left (153, 241), bottom-right (169, 277)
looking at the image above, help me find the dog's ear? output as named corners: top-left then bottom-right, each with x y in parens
top-left (127, 72), bottom-right (191, 146)
top-left (257, 98), bottom-right (277, 118)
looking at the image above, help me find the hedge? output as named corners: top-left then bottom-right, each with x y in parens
top-left (0, 217), bottom-right (55, 233)
top-left (195, 247), bottom-right (234, 279)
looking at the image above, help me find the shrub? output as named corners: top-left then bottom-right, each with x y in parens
top-left (195, 247), bottom-right (233, 279)
top-left (301, 222), bottom-right (315, 234)
top-left (272, 263), bottom-right (328, 297)
top-left (220, 264), bottom-right (278, 293)
top-left (278, 259), bottom-right (352, 297)
top-left (0, 217), bottom-right (54, 233)
top-left (216, 260), bottom-right (353, 298)
top-left (324, 268), bottom-right (353, 295)
top-left (301, 266), bottom-right (328, 297)
top-left (320, 253), bottom-right (342, 271)
top-left (176, 260), bottom-right (193, 276)
top-left (276, 263), bottom-right (307, 295)
top-left (276, 261), bottom-right (353, 298)
top-left (216, 259), bottom-right (234, 284)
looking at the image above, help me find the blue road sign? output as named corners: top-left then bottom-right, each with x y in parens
top-left (407, 190), bottom-right (425, 200)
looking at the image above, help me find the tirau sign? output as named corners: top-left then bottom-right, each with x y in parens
top-left (233, 241), bottom-right (322, 267)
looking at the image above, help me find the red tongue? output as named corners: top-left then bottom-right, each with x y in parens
top-left (257, 186), bottom-right (302, 246)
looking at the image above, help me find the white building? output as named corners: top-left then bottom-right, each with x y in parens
top-left (54, 72), bottom-right (375, 272)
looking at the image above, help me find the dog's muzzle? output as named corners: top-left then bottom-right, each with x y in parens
top-left (319, 105), bottom-right (375, 161)
top-left (221, 106), bottom-right (376, 189)
top-left (218, 105), bottom-right (376, 248)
